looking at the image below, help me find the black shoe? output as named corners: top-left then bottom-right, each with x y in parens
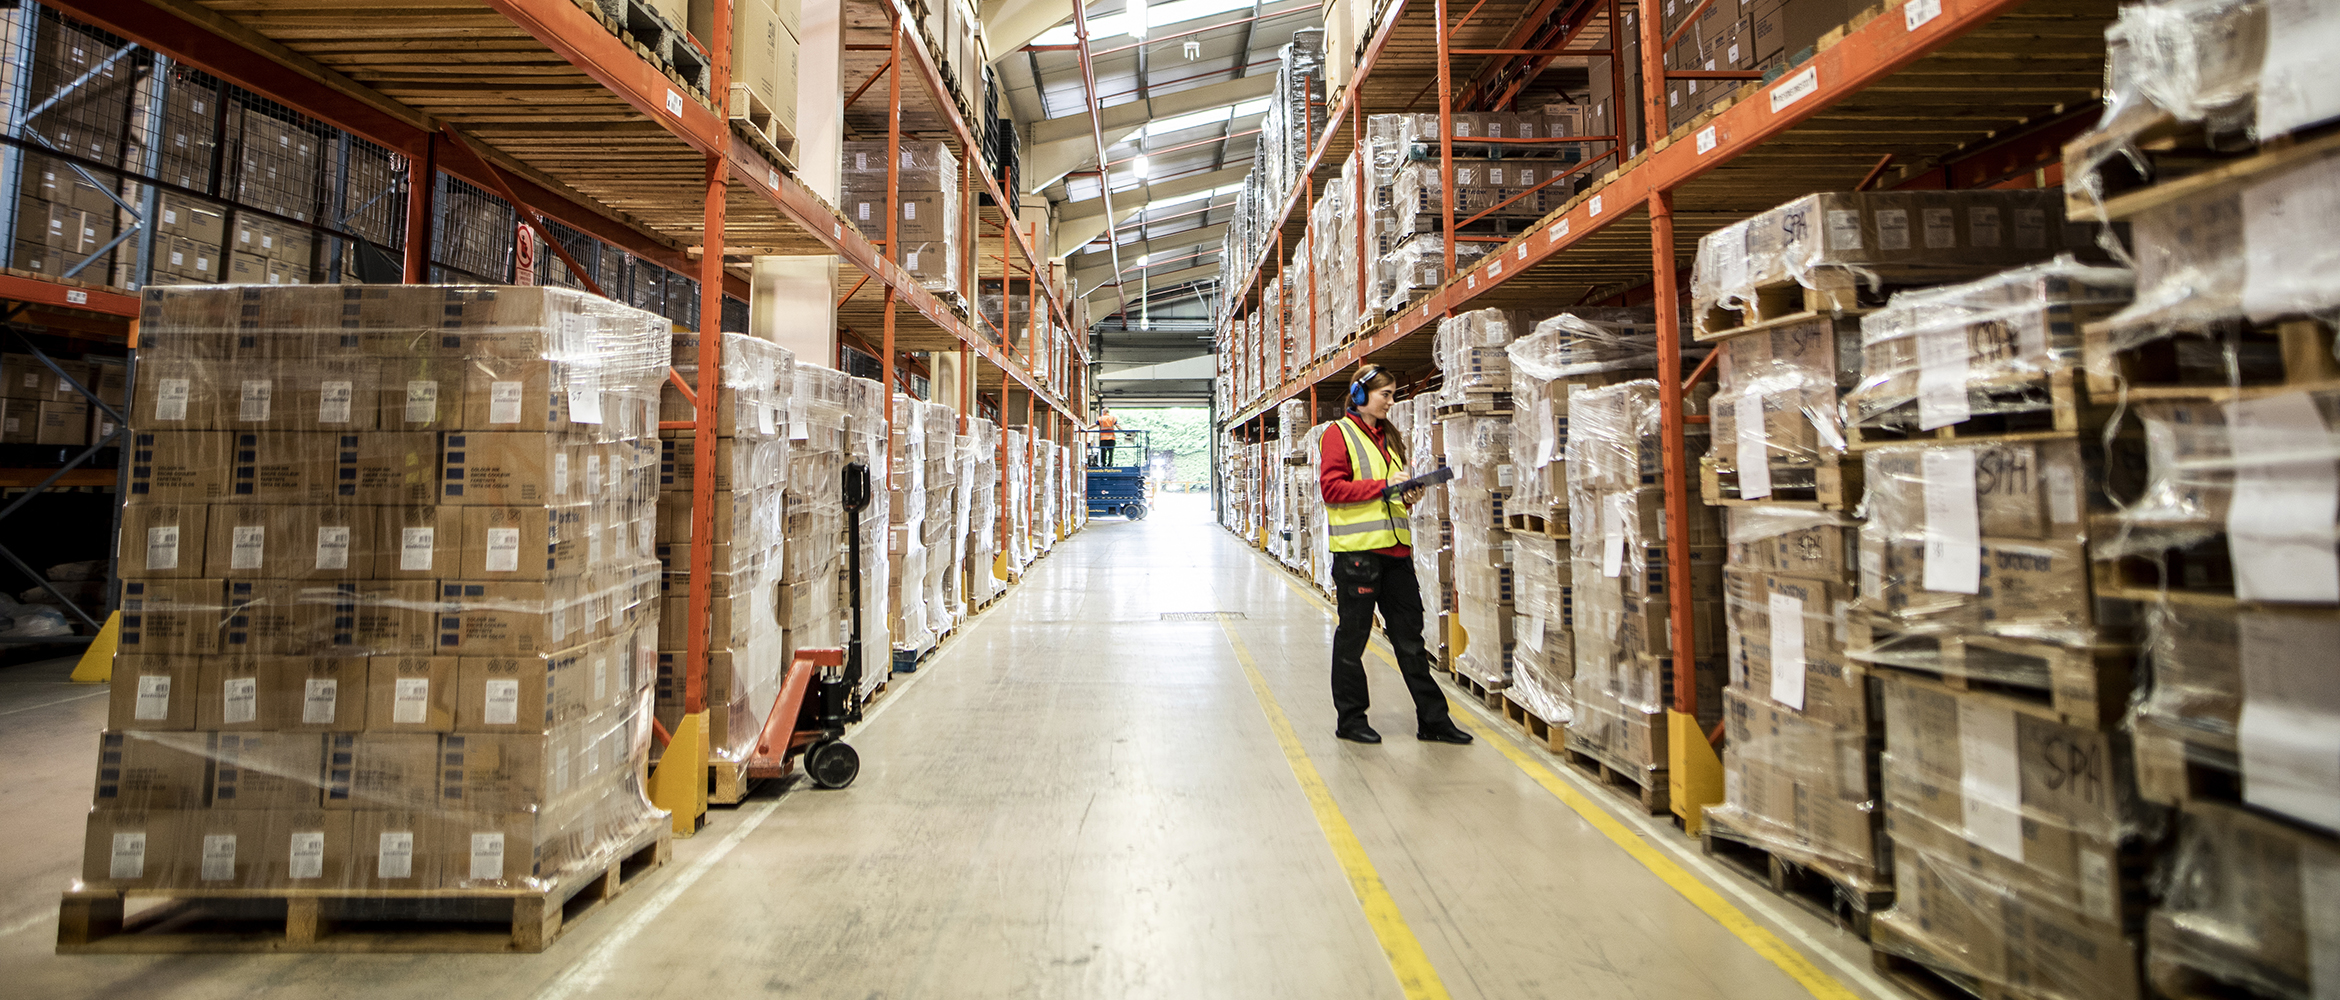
top-left (1418, 723), bottom-right (1473, 745)
top-left (1335, 724), bottom-right (1383, 744)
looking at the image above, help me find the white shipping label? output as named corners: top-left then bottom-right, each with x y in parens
top-left (1970, 206), bottom-right (2004, 247)
top-left (470, 832), bottom-right (506, 880)
top-left (586, 454), bottom-right (603, 495)
top-left (594, 657), bottom-right (608, 700)
top-left (146, 526), bottom-right (180, 570)
top-left (1904, 0), bottom-right (1942, 29)
top-left (1923, 207), bottom-right (1957, 248)
top-left (1735, 392), bottom-right (1772, 499)
top-left (1770, 66), bottom-right (1820, 112)
top-left (318, 380), bottom-right (353, 424)
top-left (223, 676), bottom-right (258, 724)
top-left (486, 527), bottom-right (521, 572)
top-left (135, 674), bottom-right (172, 721)
top-left (758, 405), bottom-right (776, 435)
top-left (1521, 616), bottom-right (1546, 651)
top-left (1957, 700), bottom-right (2026, 863)
top-left (2015, 208), bottom-right (2048, 249)
top-left (201, 833), bottom-right (238, 881)
top-left (2258, 0), bottom-right (2340, 139)
top-left (377, 831), bottom-right (413, 879)
top-left (1601, 497), bottom-right (1626, 578)
top-left (2079, 849), bottom-right (2117, 923)
top-left (1920, 449), bottom-right (1982, 594)
top-left (2301, 849), bottom-right (2340, 1000)
top-left (393, 677), bottom-right (430, 724)
top-left (239, 379), bottom-right (273, 421)
top-left (110, 831), bottom-right (147, 879)
top-left (2225, 392), bottom-right (2340, 603)
top-left (401, 527), bottom-right (435, 571)
top-left (2046, 463), bottom-right (2081, 525)
top-left (288, 831), bottom-right (325, 879)
top-left (301, 678), bottom-right (338, 725)
top-left (489, 381), bottom-right (522, 424)
top-left (1916, 316), bottom-right (1973, 430)
top-left (1767, 592), bottom-right (1807, 710)
top-left (2239, 610), bottom-right (2340, 832)
top-left (553, 452), bottom-right (569, 496)
top-left (406, 381), bottom-right (439, 423)
top-left (607, 458), bottom-right (622, 494)
top-left (1825, 210), bottom-right (1863, 250)
top-left (231, 524), bottom-right (266, 570)
top-left (567, 387), bottom-right (603, 424)
top-left (1876, 209), bottom-right (1911, 250)
top-left (315, 526), bottom-right (350, 570)
top-left (484, 678), bottom-right (520, 725)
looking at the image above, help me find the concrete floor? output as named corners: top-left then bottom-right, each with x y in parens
top-left (0, 491), bottom-right (1909, 1000)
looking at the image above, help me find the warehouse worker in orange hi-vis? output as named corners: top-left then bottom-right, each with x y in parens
top-left (1095, 409), bottom-right (1119, 467)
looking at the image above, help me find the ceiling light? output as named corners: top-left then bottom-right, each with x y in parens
top-left (1132, 155), bottom-right (1150, 179)
top-left (1129, 0), bottom-right (1147, 39)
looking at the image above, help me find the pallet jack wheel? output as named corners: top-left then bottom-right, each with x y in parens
top-left (1123, 503), bottom-right (1147, 520)
top-left (807, 739), bottom-right (860, 789)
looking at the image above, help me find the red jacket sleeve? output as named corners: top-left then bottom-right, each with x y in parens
top-left (1319, 423), bottom-right (1390, 504)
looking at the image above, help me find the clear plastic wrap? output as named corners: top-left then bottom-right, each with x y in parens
top-left (1870, 672), bottom-right (2156, 1000)
top-left (1702, 315), bottom-right (1857, 504)
top-left (1849, 257), bottom-right (2131, 438)
top-left (1506, 309), bottom-right (1662, 515)
top-left (1565, 380), bottom-right (1724, 768)
top-left (840, 140), bottom-right (963, 298)
top-left (1507, 535), bottom-right (1573, 724)
top-left (1690, 191), bottom-right (2085, 333)
top-left (2148, 800), bottom-right (2340, 1000)
top-left (2070, 0), bottom-right (2270, 205)
top-left (1434, 307), bottom-right (1552, 401)
top-left (100, 285), bottom-right (668, 895)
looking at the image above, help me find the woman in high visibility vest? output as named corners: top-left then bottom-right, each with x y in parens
top-left (1319, 365), bottom-right (1472, 746)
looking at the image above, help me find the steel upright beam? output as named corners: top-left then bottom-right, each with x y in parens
top-left (403, 135), bottom-right (434, 282)
top-left (1436, 0), bottom-right (1457, 277)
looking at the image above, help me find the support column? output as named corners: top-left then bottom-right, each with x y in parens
top-left (402, 134), bottom-right (435, 283)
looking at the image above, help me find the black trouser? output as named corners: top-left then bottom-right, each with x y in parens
top-left (1099, 440), bottom-right (1115, 466)
top-left (1329, 550), bottom-right (1451, 731)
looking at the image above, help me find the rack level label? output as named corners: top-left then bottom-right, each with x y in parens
top-left (1770, 67), bottom-right (1820, 113)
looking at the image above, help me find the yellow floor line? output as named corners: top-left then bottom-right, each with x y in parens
top-left (1257, 558), bottom-right (1862, 1000)
top-left (1216, 617), bottom-right (1455, 1000)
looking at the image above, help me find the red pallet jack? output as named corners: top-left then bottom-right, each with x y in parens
top-left (739, 459), bottom-right (874, 789)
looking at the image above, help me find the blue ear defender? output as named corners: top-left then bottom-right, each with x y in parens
top-left (1349, 364), bottom-right (1383, 408)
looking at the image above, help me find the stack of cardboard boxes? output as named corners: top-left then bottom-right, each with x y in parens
top-left (1564, 376), bottom-right (1725, 795)
top-left (87, 284), bottom-right (669, 893)
top-left (0, 350), bottom-right (112, 445)
top-left (885, 393), bottom-right (932, 653)
top-left (692, 0), bottom-right (800, 141)
top-left (12, 155), bottom-right (126, 283)
top-left (843, 141), bottom-right (963, 301)
top-left (653, 333), bottom-right (792, 759)
top-left (919, 400), bottom-right (961, 639)
top-left (962, 418), bottom-right (1002, 607)
top-left (8, 13), bottom-right (134, 282)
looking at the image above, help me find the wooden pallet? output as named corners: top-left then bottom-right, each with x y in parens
top-left (596, 0), bottom-right (710, 92)
top-left (1447, 667), bottom-right (1507, 710)
top-left (1499, 693), bottom-right (1565, 752)
top-left (1697, 450), bottom-right (1860, 509)
top-left (727, 84), bottom-right (796, 167)
top-left (1845, 368), bottom-right (2086, 449)
top-left (1699, 812), bottom-right (1891, 940)
top-left (57, 821), bottom-right (669, 954)
top-left (1693, 273), bottom-right (1865, 341)
top-left (2080, 317), bottom-right (2340, 402)
top-left (1849, 616), bottom-right (2132, 729)
top-left (1559, 735), bottom-right (1669, 815)
top-left (1501, 510), bottom-right (1566, 539)
top-left (709, 757), bottom-right (763, 806)
top-left (1433, 391), bottom-right (1512, 420)
top-left (2068, 113), bottom-right (2340, 223)
top-left (1868, 913), bottom-right (2076, 1000)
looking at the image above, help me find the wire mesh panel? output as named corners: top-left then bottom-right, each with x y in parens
top-left (626, 254), bottom-right (663, 314)
top-left (662, 268), bottom-right (697, 328)
top-left (721, 293), bottom-right (748, 334)
top-left (434, 174), bottom-right (514, 282)
top-left (540, 218), bottom-right (597, 290)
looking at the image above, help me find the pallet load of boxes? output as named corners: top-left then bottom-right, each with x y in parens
top-left (842, 140), bottom-right (962, 307)
top-left (88, 285), bottom-right (668, 913)
top-left (2058, 3), bottom-right (2340, 997)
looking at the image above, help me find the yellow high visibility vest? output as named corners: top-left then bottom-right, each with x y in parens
top-left (1325, 416), bottom-right (1413, 552)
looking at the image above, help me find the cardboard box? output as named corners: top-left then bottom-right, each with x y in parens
top-left (434, 580), bottom-right (584, 654)
top-left (324, 579), bottom-right (438, 654)
top-left (93, 731), bottom-right (211, 810)
top-left (772, 15), bottom-right (800, 137)
top-left (366, 655), bottom-right (459, 732)
top-left (119, 504), bottom-right (209, 580)
top-left (437, 811), bottom-right (549, 887)
top-left (181, 808), bottom-right (275, 886)
top-left (456, 653), bottom-right (562, 733)
top-left (353, 432), bottom-right (441, 505)
top-left (82, 809), bottom-right (190, 888)
top-left (1876, 835), bottom-right (2139, 1000)
top-left (109, 655), bottom-right (201, 731)
top-left (347, 809), bottom-right (441, 888)
top-left (0, 353), bottom-right (89, 400)
top-left (204, 504), bottom-right (374, 579)
top-left (375, 504), bottom-right (460, 580)
top-left (457, 504), bottom-right (592, 580)
top-left (209, 731), bottom-right (326, 809)
top-left (439, 733), bottom-right (552, 812)
top-left (31, 400), bottom-right (88, 444)
top-left (119, 579), bottom-right (224, 655)
top-left (156, 194), bottom-right (228, 244)
top-left (374, 355), bottom-right (463, 432)
top-left (460, 357), bottom-right (562, 432)
top-left (1723, 568), bottom-right (1870, 728)
top-left (256, 809), bottom-right (355, 887)
top-left (441, 432), bottom-right (556, 506)
top-left (1717, 686), bottom-right (1879, 874)
top-left (324, 732), bottom-right (441, 810)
